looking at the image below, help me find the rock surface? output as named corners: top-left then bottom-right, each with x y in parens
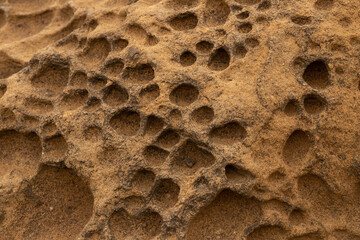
top-left (0, 0), bottom-right (360, 239)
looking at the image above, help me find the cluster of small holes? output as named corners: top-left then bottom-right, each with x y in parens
top-left (278, 59), bottom-right (330, 188)
top-left (134, 73), bottom-right (251, 222)
top-left (125, 24), bottom-right (159, 47)
top-left (0, 1), bottom-right (353, 239)
top-left (179, 40), bottom-right (233, 71)
top-left (1, 35), bottom-right (160, 154)
top-left (231, 0), bottom-right (268, 59)
top-left (284, 59), bottom-right (329, 118)
top-left (176, 18), bottom-right (262, 69)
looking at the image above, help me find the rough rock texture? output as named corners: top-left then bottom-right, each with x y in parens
top-left (0, 0), bottom-right (360, 239)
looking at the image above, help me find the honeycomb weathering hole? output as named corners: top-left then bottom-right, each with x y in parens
top-left (81, 37), bottom-right (111, 67)
top-left (172, 140), bottom-right (215, 175)
top-left (0, 107), bottom-right (15, 125)
top-left (170, 83), bottom-right (199, 106)
top-left (103, 84), bottom-right (129, 106)
top-left (0, 84), bottom-right (6, 98)
top-left (23, 115), bottom-right (39, 128)
top-left (125, 24), bottom-right (157, 46)
top-left (25, 97), bottom-right (53, 115)
top-left (86, 97), bottom-right (101, 111)
top-left (289, 209), bottom-right (306, 225)
top-left (139, 84), bottom-right (160, 103)
top-left (0, 9), bottom-right (4, 28)
top-left (145, 115), bottom-right (164, 135)
top-left (156, 129), bottom-right (180, 149)
top-left (70, 71), bottom-right (88, 88)
top-left (283, 130), bottom-right (311, 166)
top-left (31, 63), bottom-right (70, 95)
top-left (169, 109), bottom-right (182, 125)
top-left (58, 89), bottom-right (89, 111)
top-left (284, 99), bottom-right (298, 116)
top-left (151, 178), bottom-right (180, 208)
top-left (204, 0), bottom-right (230, 27)
top-left (302, 60), bottom-right (329, 89)
top-left (89, 75), bottom-right (107, 90)
top-left (43, 135), bottom-right (68, 161)
top-left (303, 94), bottom-right (327, 114)
top-left (104, 59), bottom-right (124, 78)
top-left (225, 164), bottom-right (254, 181)
top-left (238, 22), bottom-right (253, 33)
top-left (110, 110), bottom-right (141, 136)
top-left (113, 38), bottom-right (128, 51)
top-left (291, 15), bottom-right (312, 25)
top-left (109, 209), bottom-right (163, 239)
top-left (126, 24), bottom-right (148, 40)
top-left (0, 210), bottom-right (4, 225)
top-left (0, 130), bottom-right (41, 177)
top-left (123, 196), bottom-right (146, 216)
top-left (4, 165), bottom-right (94, 239)
top-left (245, 38), bottom-right (260, 48)
top-left (123, 64), bottom-right (155, 84)
top-left (169, 12), bottom-right (198, 31)
top-left (209, 121), bottom-right (246, 144)
top-left (143, 145), bottom-right (169, 166)
top-left (42, 122), bottom-right (57, 136)
top-left (237, 11), bottom-right (250, 19)
top-left (180, 51), bottom-right (197, 66)
top-left (196, 41), bottom-right (214, 53)
top-left (56, 34), bottom-right (79, 52)
top-left (2, 108), bottom-right (13, 126)
top-left (0, 52), bottom-right (24, 78)
top-left (132, 169), bottom-right (156, 192)
top-left (84, 126), bottom-right (102, 142)
top-left (235, 43), bottom-right (247, 58)
top-left (185, 189), bottom-right (262, 240)
top-left (208, 48), bottom-right (230, 71)
top-left (148, 34), bottom-right (159, 46)
top-left (191, 106), bottom-right (214, 125)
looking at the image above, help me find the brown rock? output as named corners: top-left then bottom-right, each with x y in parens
top-left (0, 0), bottom-right (360, 239)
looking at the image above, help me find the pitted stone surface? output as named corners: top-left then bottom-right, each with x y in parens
top-left (0, 0), bottom-right (360, 239)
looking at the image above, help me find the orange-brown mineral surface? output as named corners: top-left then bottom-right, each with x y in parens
top-left (1, 0), bottom-right (360, 239)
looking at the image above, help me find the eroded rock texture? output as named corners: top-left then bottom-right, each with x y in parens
top-left (0, 0), bottom-right (360, 239)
